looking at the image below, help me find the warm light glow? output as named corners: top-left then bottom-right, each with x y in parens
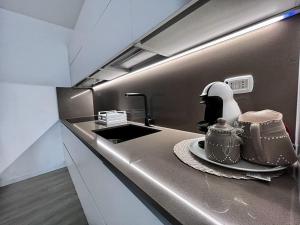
top-left (70, 90), bottom-right (91, 99)
top-left (93, 8), bottom-right (299, 91)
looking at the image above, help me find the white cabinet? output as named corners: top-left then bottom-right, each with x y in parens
top-left (131, 0), bottom-right (191, 41)
top-left (62, 125), bottom-right (167, 225)
top-left (64, 145), bottom-right (106, 225)
top-left (69, 0), bottom-right (191, 85)
top-left (68, 0), bottom-right (110, 63)
top-left (70, 0), bottom-right (132, 85)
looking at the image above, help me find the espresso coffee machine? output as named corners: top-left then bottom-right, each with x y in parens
top-left (197, 82), bottom-right (241, 147)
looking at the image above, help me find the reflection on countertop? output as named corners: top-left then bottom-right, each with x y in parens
top-left (62, 117), bottom-right (300, 225)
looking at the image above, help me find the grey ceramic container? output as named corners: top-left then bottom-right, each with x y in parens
top-left (205, 118), bottom-right (243, 164)
top-left (238, 110), bottom-right (297, 166)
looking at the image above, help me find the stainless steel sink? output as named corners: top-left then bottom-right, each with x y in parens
top-left (93, 124), bottom-right (161, 144)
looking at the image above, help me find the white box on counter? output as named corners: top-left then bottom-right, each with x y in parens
top-left (97, 110), bottom-right (127, 125)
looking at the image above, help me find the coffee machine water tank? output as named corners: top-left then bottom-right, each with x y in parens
top-left (198, 82), bottom-right (241, 133)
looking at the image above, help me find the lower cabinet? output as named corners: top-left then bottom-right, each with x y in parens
top-left (62, 125), bottom-right (168, 225)
top-left (64, 146), bottom-right (106, 225)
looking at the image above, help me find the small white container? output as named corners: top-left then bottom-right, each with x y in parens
top-left (98, 110), bottom-right (127, 125)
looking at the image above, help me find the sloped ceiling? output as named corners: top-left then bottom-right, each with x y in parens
top-left (0, 0), bottom-right (84, 28)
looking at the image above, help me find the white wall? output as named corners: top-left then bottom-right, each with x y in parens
top-left (0, 9), bottom-right (72, 184)
top-left (0, 122), bottom-right (65, 186)
top-left (0, 82), bottom-right (59, 174)
top-left (0, 8), bottom-right (72, 87)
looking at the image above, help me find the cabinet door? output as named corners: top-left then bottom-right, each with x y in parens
top-left (68, 0), bottom-right (110, 63)
top-left (131, 0), bottom-right (191, 41)
top-left (64, 146), bottom-right (106, 225)
top-left (62, 125), bottom-right (166, 225)
top-left (70, 0), bottom-right (132, 85)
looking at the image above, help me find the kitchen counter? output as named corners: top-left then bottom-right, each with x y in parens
top-left (62, 118), bottom-right (300, 225)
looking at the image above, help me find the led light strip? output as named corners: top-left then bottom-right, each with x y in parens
top-left (70, 89), bottom-right (91, 99)
top-left (93, 7), bottom-right (300, 90)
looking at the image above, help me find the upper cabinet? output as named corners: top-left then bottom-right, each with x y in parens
top-left (70, 0), bottom-right (132, 85)
top-left (141, 0), bottom-right (300, 57)
top-left (68, 0), bottom-right (110, 63)
top-left (69, 0), bottom-right (300, 86)
top-left (69, 0), bottom-right (193, 86)
top-left (130, 0), bottom-right (191, 41)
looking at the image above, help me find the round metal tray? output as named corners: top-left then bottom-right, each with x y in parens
top-left (188, 140), bottom-right (288, 173)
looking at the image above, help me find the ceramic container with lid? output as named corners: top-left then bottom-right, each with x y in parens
top-left (238, 110), bottom-right (297, 166)
top-left (205, 118), bottom-right (243, 164)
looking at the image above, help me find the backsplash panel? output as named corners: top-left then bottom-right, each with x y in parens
top-left (56, 87), bottom-right (94, 119)
top-left (93, 15), bottom-right (300, 141)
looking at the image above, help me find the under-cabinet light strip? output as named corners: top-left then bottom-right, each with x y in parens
top-left (93, 8), bottom-right (300, 90)
top-left (70, 90), bottom-right (91, 99)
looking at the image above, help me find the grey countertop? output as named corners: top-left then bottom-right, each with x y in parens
top-left (62, 118), bottom-right (300, 225)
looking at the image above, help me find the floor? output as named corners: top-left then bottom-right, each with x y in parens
top-left (0, 167), bottom-right (88, 225)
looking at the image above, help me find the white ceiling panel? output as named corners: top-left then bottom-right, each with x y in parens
top-left (0, 0), bottom-right (84, 28)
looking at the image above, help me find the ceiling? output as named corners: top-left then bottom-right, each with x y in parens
top-left (0, 0), bottom-right (85, 29)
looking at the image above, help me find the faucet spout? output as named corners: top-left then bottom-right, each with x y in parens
top-left (125, 93), bottom-right (152, 126)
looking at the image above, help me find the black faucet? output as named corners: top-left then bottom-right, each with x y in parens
top-left (124, 93), bottom-right (153, 126)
